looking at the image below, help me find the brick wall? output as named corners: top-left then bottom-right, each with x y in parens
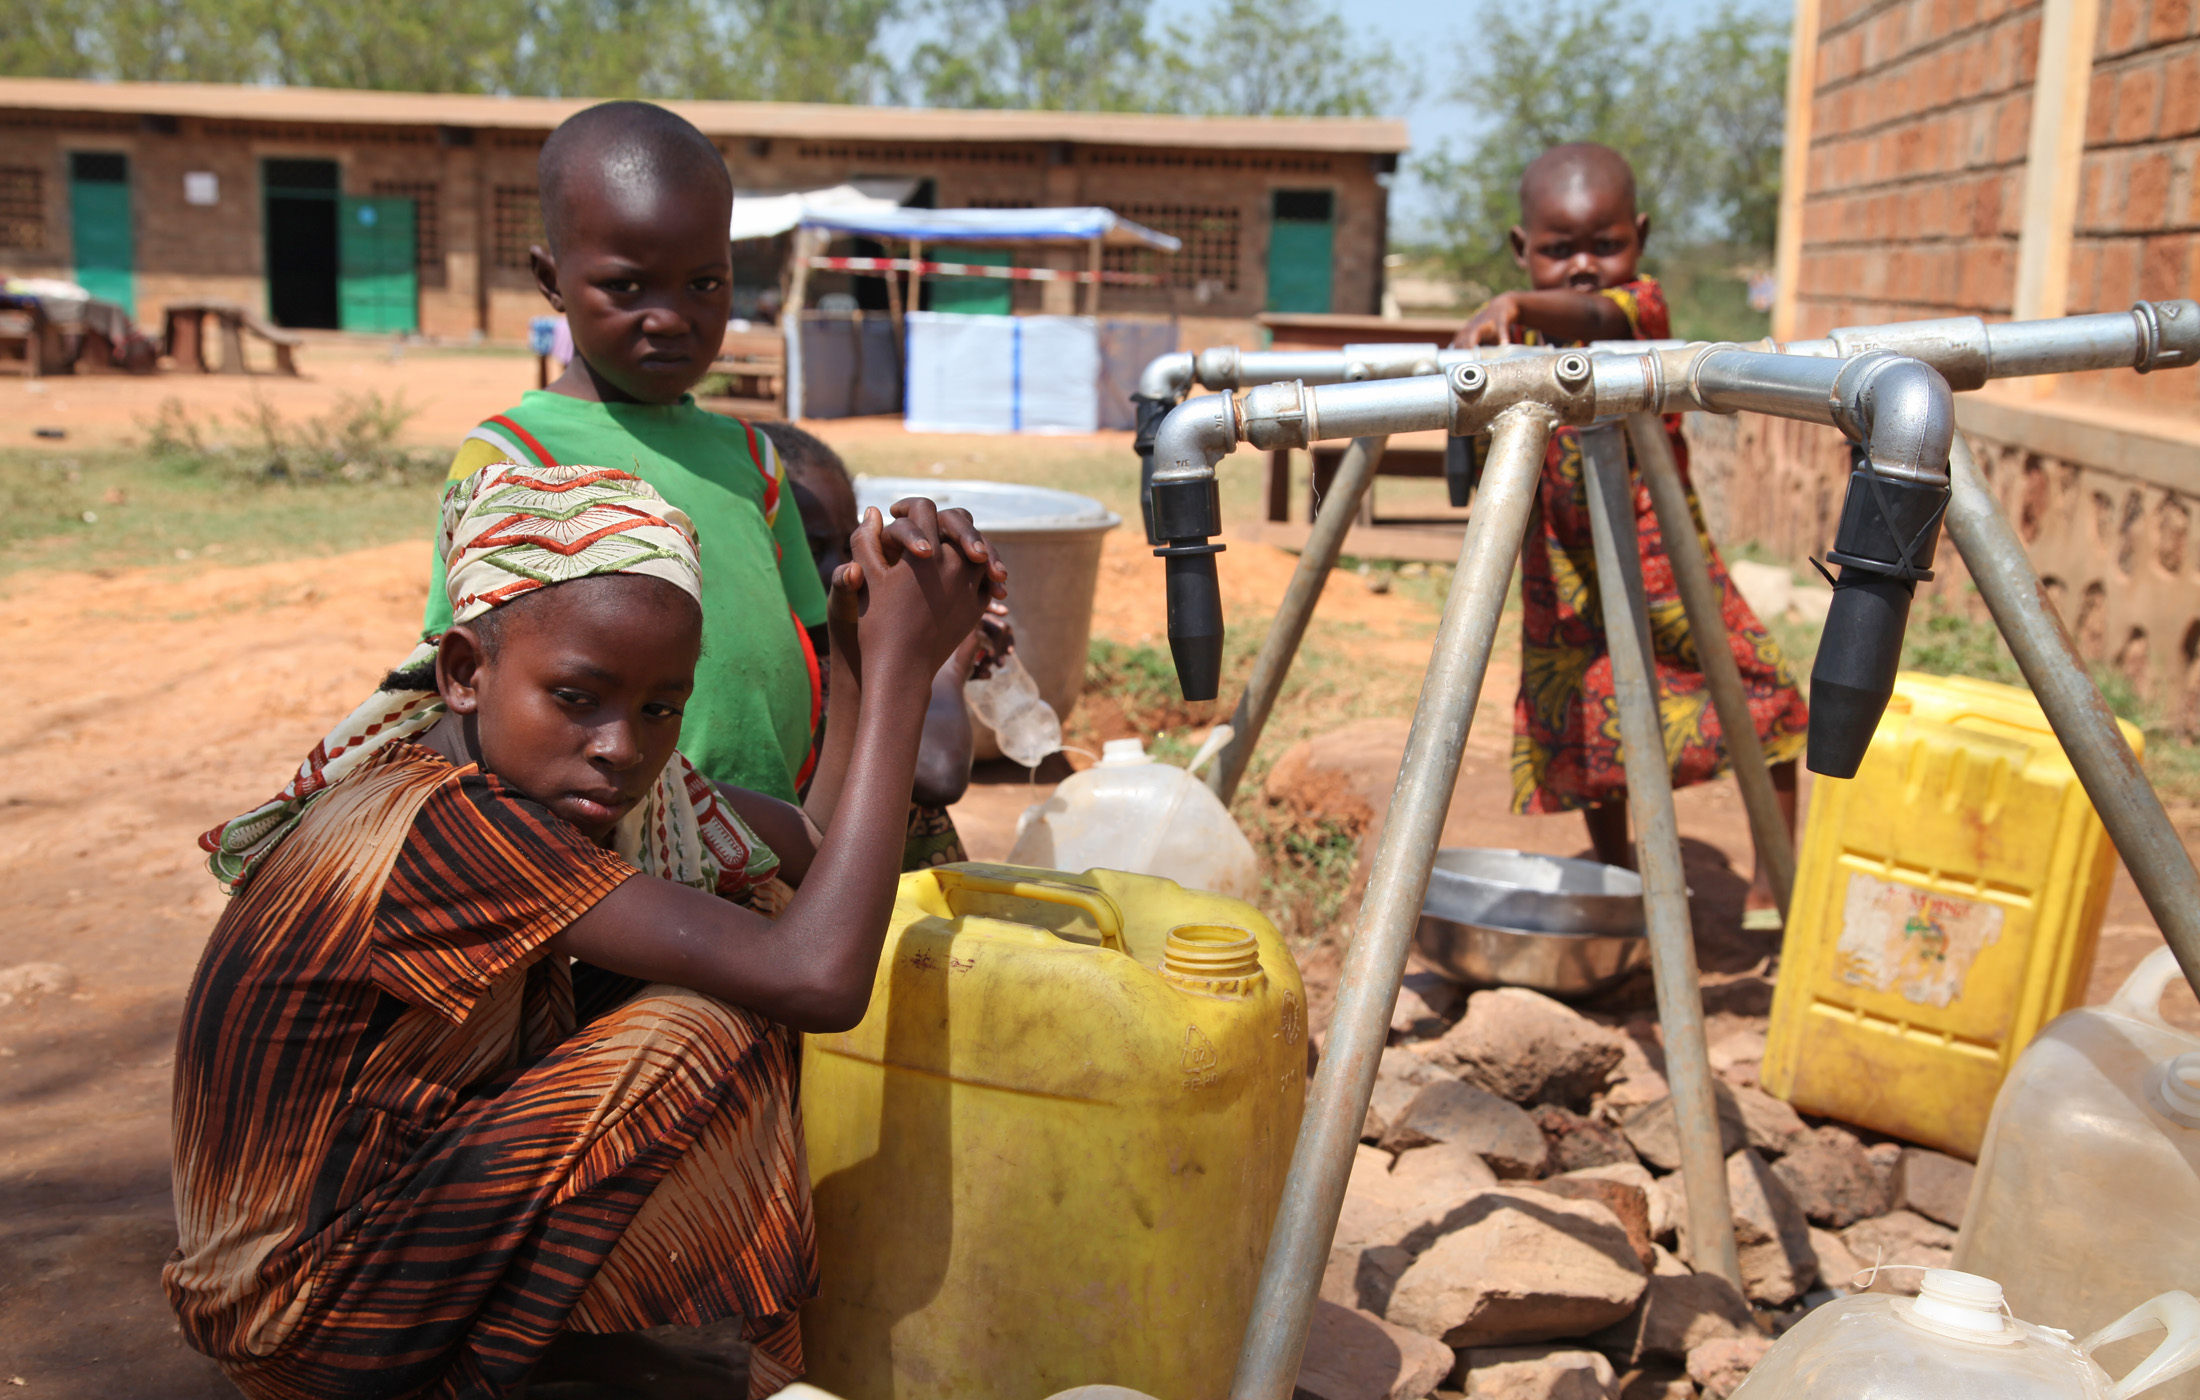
top-left (1796, 0), bottom-right (2040, 334)
top-left (0, 105), bottom-right (1386, 341)
top-left (2062, 0), bottom-right (2200, 412)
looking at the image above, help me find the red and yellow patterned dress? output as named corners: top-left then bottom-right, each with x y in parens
top-left (1509, 276), bottom-right (1809, 813)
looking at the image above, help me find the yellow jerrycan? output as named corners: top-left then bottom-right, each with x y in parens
top-left (1763, 672), bottom-right (2139, 1158)
top-left (800, 862), bottom-right (1308, 1400)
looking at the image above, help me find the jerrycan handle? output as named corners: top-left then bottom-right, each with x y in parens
top-left (2109, 948), bottom-right (2191, 1029)
top-left (2084, 1291), bottom-right (2200, 1400)
top-left (931, 868), bottom-right (1127, 952)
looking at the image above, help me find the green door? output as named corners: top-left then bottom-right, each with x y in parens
top-left (338, 195), bottom-right (417, 333)
top-left (928, 247), bottom-right (1013, 315)
top-left (69, 152), bottom-right (134, 315)
top-left (1265, 189), bottom-right (1334, 314)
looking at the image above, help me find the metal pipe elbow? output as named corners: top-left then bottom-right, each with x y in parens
top-left (1833, 352), bottom-right (1954, 485)
top-left (1136, 351), bottom-right (1195, 401)
top-left (1150, 392), bottom-right (1241, 485)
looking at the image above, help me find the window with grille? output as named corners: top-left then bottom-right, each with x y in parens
top-left (372, 179), bottom-right (443, 285)
top-left (493, 185), bottom-right (543, 269)
top-left (1102, 204), bottom-right (1241, 292)
top-left (0, 166), bottom-right (43, 250)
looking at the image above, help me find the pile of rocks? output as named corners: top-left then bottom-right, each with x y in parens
top-left (1296, 982), bottom-right (1975, 1400)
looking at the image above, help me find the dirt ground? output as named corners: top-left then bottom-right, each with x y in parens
top-left (5, 342), bottom-right (2198, 1394)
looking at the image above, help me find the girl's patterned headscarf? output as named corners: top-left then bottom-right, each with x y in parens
top-left (200, 462), bottom-right (777, 900)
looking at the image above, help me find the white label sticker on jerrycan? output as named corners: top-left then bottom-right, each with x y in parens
top-left (1836, 872), bottom-right (2006, 1008)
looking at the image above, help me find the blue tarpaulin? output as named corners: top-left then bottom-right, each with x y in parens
top-left (798, 205), bottom-right (1181, 251)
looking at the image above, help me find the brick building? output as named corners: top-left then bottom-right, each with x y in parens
top-left (1695, 0), bottom-right (2200, 725)
top-left (0, 78), bottom-right (1405, 344)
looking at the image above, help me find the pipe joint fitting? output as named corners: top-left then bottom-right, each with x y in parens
top-left (1193, 345), bottom-right (1243, 390)
top-left (1134, 351), bottom-right (1195, 402)
top-left (1831, 352), bottom-right (1955, 485)
top-left (1241, 380), bottom-right (1318, 451)
top-left (2136, 299), bottom-right (2200, 373)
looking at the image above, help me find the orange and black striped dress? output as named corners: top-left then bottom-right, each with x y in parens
top-left (166, 742), bottom-right (815, 1400)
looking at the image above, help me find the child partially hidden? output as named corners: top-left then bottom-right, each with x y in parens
top-left (1453, 142), bottom-right (1808, 924)
top-left (173, 464), bottom-right (1001, 1398)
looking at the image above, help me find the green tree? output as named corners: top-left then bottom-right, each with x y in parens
top-left (1414, 0), bottom-right (1787, 297)
top-left (728, 0), bottom-right (902, 102)
top-left (1154, 0), bottom-right (1412, 117)
top-left (904, 0), bottom-right (1153, 110)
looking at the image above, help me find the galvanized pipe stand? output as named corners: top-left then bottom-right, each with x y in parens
top-left (1579, 423), bottom-right (1747, 1288)
top-left (1207, 434), bottom-right (1389, 805)
top-left (1627, 413), bottom-right (1798, 916)
top-left (1943, 434), bottom-right (2200, 988)
top-left (1225, 405), bottom-right (1563, 1400)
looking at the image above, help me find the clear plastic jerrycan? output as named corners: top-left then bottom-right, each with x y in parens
top-left (1956, 947), bottom-right (2200, 1399)
top-left (1008, 731), bottom-right (1261, 902)
top-left (800, 862), bottom-right (1308, 1400)
top-left (1731, 1270), bottom-right (2200, 1400)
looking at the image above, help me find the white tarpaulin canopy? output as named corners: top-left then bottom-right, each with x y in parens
top-left (727, 182), bottom-right (908, 242)
top-left (797, 204), bottom-right (1180, 250)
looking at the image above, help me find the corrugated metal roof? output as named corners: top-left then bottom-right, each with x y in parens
top-left (0, 78), bottom-right (1411, 154)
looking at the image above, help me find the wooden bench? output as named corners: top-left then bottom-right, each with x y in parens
top-left (713, 326), bottom-right (788, 414)
top-left (163, 300), bottom-right (304, 376)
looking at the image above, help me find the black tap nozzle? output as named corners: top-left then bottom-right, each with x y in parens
top-left (1445, 432), bottom-right (1482, 508)
top-left (1805, 457), bottom-right (1949, 779)
top-left (1132, 394), bottom-right (1174, 545)
top-left (1151, 475), bottom-right (1227, 700)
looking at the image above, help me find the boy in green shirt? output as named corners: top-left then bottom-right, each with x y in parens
top-left (430, 102), bottom-right (832, 801)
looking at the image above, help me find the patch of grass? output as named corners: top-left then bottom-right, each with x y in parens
top-left (1899, 599), bottom-right (2026, 688)
top-left (145, 390), bottom-right (445, 488)
top-left (1238, 804), bottom-right (1363, 947)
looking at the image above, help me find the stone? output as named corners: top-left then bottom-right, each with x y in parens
top-left (1646, 1171), bottom-right (1685, 1243)
top-left (1392, 972), bottom-right (1466, 1040)
top-left (1535, 1103), bottom-right (1642, 1174)
top-left (1841, 1210), bottom-right (1956, 1293)
top-left (1590, 1271), bottom-right (1759, 1364)
top-left (1770, 1126), bottom-right (1894, 1228)
top-left (1525, 1176), bottom-right (1655, 1269)
top-left (0, 961), bottom-right (76, 1008)
top-left (1729, 1086), bottom-right (1806, 1157)
top-left (1619, 1091), bottom-right (1747, 1171)
top-left (1686, 1337), bottom-right (1773, 1400)
top-left (1384, 1080), bottom-right (1549, 1178)
top-left (1562, 1161), bottom-right (1657, 1194)
top-left (1328, 1142), bottom-right (1498, 1311)
top-left (1389, 1139), bottom-right (1501, 1199)
top-left (1460, 1346), bottom-right (1619, 1400)
top-left (1678, 1149), bottom-right (1815, 1306)
top-left (1384, 1189), bottom-right (1647, 1347)
top-left (1707, 1029), bottom-right (1766, 1089)
top-left (1296, 1299), bottom-right (1456, 1400)
top-left (1808, 1226), bottom-right (1865, 1295)
top-left (1432, 988), bottom-right (1629, 1109)
top-left (1619, 1370), bottom-right (1697, 1400)
top-left (1651, 1245), bottom-right (1691, 1277)
top-left (1367, 1045), bottom-right (1447, 1142)
top-left (1895, 1147), bottom-right (1975, 1229)
top-left (1603, 1075), bottom-right (1672, 1114)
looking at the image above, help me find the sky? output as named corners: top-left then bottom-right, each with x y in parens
top-left (1082, 0), bottom-right (1785, 232)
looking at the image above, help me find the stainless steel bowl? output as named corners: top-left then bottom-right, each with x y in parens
top-left (1424, 847), bottom-right (1645, 935)
top-left (1413, 911), bottom-right (1651, 998)
top-left (1415, 848), bottom-right (1651, 997)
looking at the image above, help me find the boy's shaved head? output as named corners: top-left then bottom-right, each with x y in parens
top-left (1519, 142), bottom-right (1638, 225)
top-left (539, 101), bottom-right (732, 257)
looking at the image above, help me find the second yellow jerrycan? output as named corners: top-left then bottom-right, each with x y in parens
top-left (1764, 672), bottom-right (2140, 1157)
top-left (800, 862), bottom-right (1308, 1400)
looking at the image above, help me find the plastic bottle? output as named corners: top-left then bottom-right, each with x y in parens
top-left (1006, 728), bottom-right (1261, 902)
top-left (964, 649), bottom-right (1063, 769)
top-left (1730, 1270), bottom-right (2200, 1400)
top-left (1955, 948), bottom-right (2200, 1400)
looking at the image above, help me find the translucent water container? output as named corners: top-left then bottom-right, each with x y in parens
top-left (1007, 733), bottom-right (1262, 902)
top-left (1955, 947), bottom-right (2200, 1400)
top-left (1730, 1270), bottom-right (2200, 1400)
top-left (1763, 672), bottom-right (2140, 1156)
top-left (801, 862), bottom-right (1307, 1400)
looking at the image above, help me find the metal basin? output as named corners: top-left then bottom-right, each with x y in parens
top-left (1424, 848), bottom-right (1645, 935)
top-left (1415, 848), bottom-right (1651, 998)
top-left (1413, 912), bottom-right (1651, 998)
